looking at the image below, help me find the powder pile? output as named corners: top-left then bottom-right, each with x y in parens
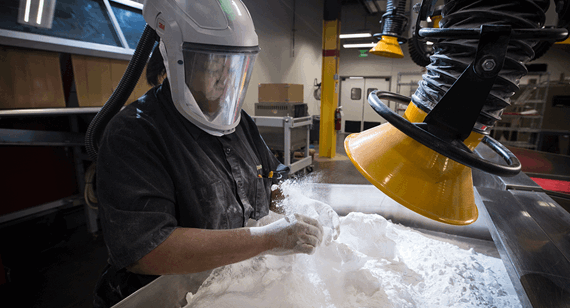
top-left (183, 180), bottom-right (521, 308)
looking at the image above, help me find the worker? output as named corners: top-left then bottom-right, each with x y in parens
top-left (92, 1), bottom-right (330, 307)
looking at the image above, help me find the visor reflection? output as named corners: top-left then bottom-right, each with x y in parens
top-left (183, 50), bottom-right (256, 125)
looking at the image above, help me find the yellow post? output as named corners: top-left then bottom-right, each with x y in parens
top-left (319, 19), bottom-right (341, 158)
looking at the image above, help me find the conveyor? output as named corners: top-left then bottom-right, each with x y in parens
top-left (111, 143), bottom-right (570, 308)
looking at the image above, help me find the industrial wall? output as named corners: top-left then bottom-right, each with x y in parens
top-left (339, 44), bottom-right (424, 85)
top-left (243, 0), bottom-right (325, 116)
top-left (243, 1), bottom-right (421, 118)
top-left (341, 46), bottom-right (570, 87)
top-left (245, 0), bottom-right (570, 123)
top-left (337, 2), bottom-right (422, 83)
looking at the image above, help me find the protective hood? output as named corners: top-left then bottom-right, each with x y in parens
top-left (144, 0), bottom-right (259, 136)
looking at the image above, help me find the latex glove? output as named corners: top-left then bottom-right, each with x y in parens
top-left (310, 199), bottom-right (340, 244)
top-left (251, 213), bottom-right (323, 256)
top-left (286, 197), bottom-right (340, 245)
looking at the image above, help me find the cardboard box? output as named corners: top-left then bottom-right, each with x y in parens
top-left (72, 55), bottom-right (151, 107)
top-left (258, 83), bottom-right (303, 103)
top-left (0, 46), bottom-right (66, 109)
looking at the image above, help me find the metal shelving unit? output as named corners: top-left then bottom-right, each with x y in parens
top-left (251, 115), bottom-right (313, 175)
top-left (0, 108), bottom-right (99, 233)
top-left (491, 72), bottom-right (551, 150)
top-left (0, 0), bottom-right (146, 233)
top-left (0, 107), bottom-right (102, 117)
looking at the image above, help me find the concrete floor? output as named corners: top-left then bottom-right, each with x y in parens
top-left (309, 132), bottom-right (371, 185)
top-left (0, 212), bottom-right (108, 308)
top-left (0, 132), bottom-right (500, 308)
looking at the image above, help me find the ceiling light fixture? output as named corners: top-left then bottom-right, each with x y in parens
top-left (339, 33), bottom-right (373, 39)
top-left (18, 0), bottom-right (57, 29)
top-left (24, 0), bottom-right (31, 22)
top-left (343, 42), bottom-right (377, 48)
top-left (37, 0), bottom-right (45, 24)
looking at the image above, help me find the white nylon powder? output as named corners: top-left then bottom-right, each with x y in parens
top-left (183, 181), bottom-right (521, 308)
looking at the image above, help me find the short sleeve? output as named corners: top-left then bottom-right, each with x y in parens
top-left (96, 112), bottom-right (178, 270)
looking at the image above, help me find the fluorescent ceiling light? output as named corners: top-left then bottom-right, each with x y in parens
top-left (339, 33), bottom-right (372, 39)
top-left (349, 77), bottom-right (364, 79)
top-left (343, 42), bottom-right (376, 48)
top-left (110, 0), bottom-right (144, 10)
top-left (37, 0), bottom-right (45, 24)
top-left (24, 0), bottom-right (31, 22)
top-left (18, 0), bottom-right (56, 29)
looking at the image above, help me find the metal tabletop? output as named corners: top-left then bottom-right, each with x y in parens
top-left (111, 143), bottom-right (570, 308)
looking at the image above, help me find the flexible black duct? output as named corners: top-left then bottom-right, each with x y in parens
top-left (381, 0), bottom-right (408, 39)
top-left (411, 0), bottom-right (550, 128)
top-left (531, 40), bottom-right (554, 61)
top-left (85, 25), bottom-right (158, 161)
top-left (408, 34), bottom-right (432, 67)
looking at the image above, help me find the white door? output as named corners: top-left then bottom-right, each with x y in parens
top-left (339, 77), bottom-right (365, 133)
top-left (363, 78), bottom-right (392, 130)
top-left (339, 77), bottom-right (391, 133)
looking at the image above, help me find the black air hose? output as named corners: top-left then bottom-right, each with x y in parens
top-left (531, 40), bottom-right (554, 61)
top-left (85, 25), bottom-right (158, 161)
top-left (381, 0), bottom-right (408, 38)
top-left (412, 0), bottom-right (550, 129)
top-left (408, 34), bottom-right (432, 67)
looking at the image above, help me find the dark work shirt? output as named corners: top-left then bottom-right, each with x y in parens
top-left (96, 80), bottom-right (287, 271)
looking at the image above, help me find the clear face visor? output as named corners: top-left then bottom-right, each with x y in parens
top-left (182, 44), bottom-right (259, 127)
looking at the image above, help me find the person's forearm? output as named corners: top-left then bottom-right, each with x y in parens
top-left (127, 227), bottom-right (271, 275)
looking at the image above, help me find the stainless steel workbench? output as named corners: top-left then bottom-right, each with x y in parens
top-left (112, 143), bottom-right (570, 308)
top-left (473, 143), bottom-right (570, 307)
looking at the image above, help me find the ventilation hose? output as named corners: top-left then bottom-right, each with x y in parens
top-left (85, 25), bottom-right (158, 161)
top-left (381, 0), bottom-right (408, 38)
top-left (408, 33), bottom-right (431, 67)
top-left (412, 0), bottom-right (550, 129)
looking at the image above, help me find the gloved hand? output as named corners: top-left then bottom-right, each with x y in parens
top-left (280, 195), bottom-right (340, 245)
top-left (251, 213), bottom-right (323, 256)
top-left (306, 199), bottom-right (340, 245)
